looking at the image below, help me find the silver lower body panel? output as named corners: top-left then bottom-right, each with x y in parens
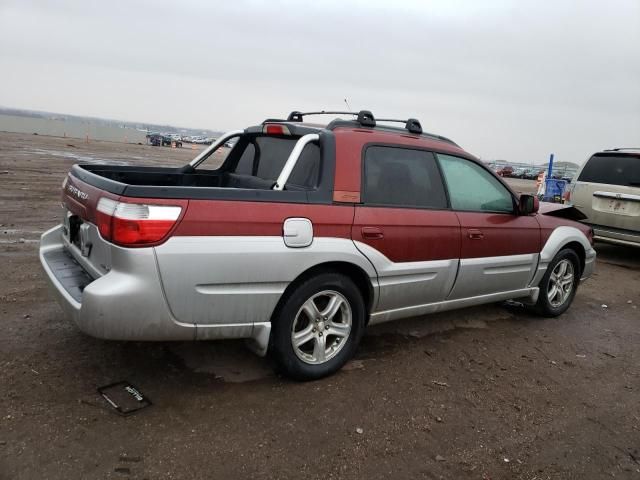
top-left (39, 226), bottom-right (271, 355)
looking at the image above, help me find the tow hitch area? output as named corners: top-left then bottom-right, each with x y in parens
top-left (97, 381), bottom-right (152, 416)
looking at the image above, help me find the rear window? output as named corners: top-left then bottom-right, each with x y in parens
top-left (578, 154), bottom-right (640, 187)
top-left (233, 136), bottom-right (320, 188)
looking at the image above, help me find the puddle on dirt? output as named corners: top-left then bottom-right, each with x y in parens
top-left (169, 341), bottom-right (274, 383)
top-left (0, 239), bottom-right (39, 244)
top-left (166, 305), bottom-right (516, 383)
top-left (28, 148), bottom-right (130, 166)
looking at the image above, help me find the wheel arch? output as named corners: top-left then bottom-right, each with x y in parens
top-left (532, 226), bottom-right (593, 286)
top-left (562, 241), bottom-right (586, 275)
top-left (269, 261), bottom-right (376, 326)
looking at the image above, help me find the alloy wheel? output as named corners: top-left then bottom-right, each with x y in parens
top-left (547, 259), bottom-right (574, 308)
top-left (291, 290), bottom-right (352, 365)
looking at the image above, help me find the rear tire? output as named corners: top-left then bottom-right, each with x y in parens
top-left (534, 248), bottom-right (581, 317)
top-left (269, 273), bottom-right (365, 381)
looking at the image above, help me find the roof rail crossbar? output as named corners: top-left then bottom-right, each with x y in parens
top-left (284, 110), bottom-right (424, 134)
top-left (376, 117), bottom-right (423, 134)
top-left (286, 110), bottom-right (377, 128)
top-left (356, 110), bottom-right (376, 127)
top-left (287, 110), bottom-right (356, 122)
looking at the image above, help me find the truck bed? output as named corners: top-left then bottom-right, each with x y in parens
top-left (70, 164), bottom-right (327, 202)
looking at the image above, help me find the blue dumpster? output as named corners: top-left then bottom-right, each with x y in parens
top-left (544, 178), bottom-right (567, 203)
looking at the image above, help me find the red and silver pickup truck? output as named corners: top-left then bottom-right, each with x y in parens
top-left (40, 110), bottom-right (596, 380)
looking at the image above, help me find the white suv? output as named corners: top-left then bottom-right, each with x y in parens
top-left (565, 148), bottom-right (640, 247)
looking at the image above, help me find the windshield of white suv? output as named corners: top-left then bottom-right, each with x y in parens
top-left (578, 154), bottom-right (640, 186)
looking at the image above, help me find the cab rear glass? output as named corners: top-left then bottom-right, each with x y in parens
top-left (233, 135), bottom-right (320, 188)
top-left (578, 154), bottom-right (640, 187)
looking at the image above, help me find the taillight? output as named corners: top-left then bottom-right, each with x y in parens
top-left (262, 123), bottom-right (291, 135)
top-left (96, 198), bottom-right (182, 247)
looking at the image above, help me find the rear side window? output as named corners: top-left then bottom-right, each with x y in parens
top-left (232, 136), bottom-right (321, 188)
top-left (363, 146), bottom-right (447, 209)
top-left (577, 154), bottom-right (640, 187)
top-left (438, 154), bottom-right (514, 213)
top-left (235, 144), bottom-right (255, 175)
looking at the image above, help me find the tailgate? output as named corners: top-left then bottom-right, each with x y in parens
top-left (61, 173), bottom-right (119, 276)
top-left (573, 182), bottom-right (640, 231)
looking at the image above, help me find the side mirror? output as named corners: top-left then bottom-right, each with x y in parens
top-left (519, 194), bottom-right (539, 215)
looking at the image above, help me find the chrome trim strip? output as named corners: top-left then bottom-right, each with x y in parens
top-left (593, 191), bottom-right (640, 203)
top-left (189, 130), bottom-right (244, 168)
top-left (593, 228), bottom-right (640, 241)
top-left (195, 282), bottom-right (289, 295)
top-left (593, 235), bottom-right (640, 248)
top-left (273, 133), bottom-right (320, 190)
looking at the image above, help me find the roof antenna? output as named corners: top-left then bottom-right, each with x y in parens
top-left (344, 98), bottom-right (354, 115)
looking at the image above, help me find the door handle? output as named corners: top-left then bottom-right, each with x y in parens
top-left (467, 229), bottom-right (484, 240)
top-left (361, 227), bottom-right (384, 240)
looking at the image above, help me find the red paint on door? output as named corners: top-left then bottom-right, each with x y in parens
top-left (352, 207), bottom-right (461, 262)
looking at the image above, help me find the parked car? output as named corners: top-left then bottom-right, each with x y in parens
top-left (496, 165), bottom-right (514, 177)
top-left (40, 110), bottom-right (595, 380)
top-left (523, 169), bottom-right (543, 180)
top-left (163, 134), bottom-right (182, 147)
top-left (564, 148), bottom-right (640, 247)
top-left (146, 133), bottom-right (159, 146)
top-left (148, 133), bottom-right (181, 147)
top-left (511, 167), bottom-right (528, 178)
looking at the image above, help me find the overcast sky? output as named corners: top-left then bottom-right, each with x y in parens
top-left (1, 0), bottom-right (638, 163)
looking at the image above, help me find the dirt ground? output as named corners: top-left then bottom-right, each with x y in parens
top-left (1, 132), bottom-right (639, 480)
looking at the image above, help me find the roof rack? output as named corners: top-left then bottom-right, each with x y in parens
top-left (603, 147), bottom-right (640, 152)
top-left (285, 110), bottom-right (423, 135)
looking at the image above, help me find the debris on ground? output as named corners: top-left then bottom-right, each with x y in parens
top-left (118, 455), bottom-right (142, 463)
top-left (98, 381), bottom-right (152, 416)
top-left (432, 380), bottom-right (449, 387)
top-left (435, 455), bottom-right (445, 462)
top-left (342, 359), bottom-right (364, 371)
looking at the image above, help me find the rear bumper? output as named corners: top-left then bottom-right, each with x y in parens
top-left (39, 226), bottom-right (84, 327)
top-left (39, 225), bottom-right (194, 341)
top-left (39, 225), bottom-right (271, 354)
top-left (590, 224), bottom-right (640, 248)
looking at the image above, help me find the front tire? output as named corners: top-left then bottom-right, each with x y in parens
top-left (534, 248), bottom-right (580, 317)
top-left (269, 273), bottom-right (365, 381)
